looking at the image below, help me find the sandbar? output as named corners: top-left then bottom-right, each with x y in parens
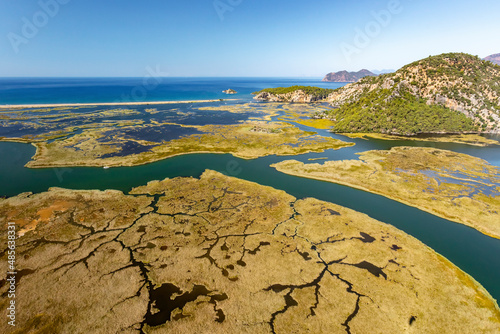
top-left (0, 99), bottom-right (239, 109)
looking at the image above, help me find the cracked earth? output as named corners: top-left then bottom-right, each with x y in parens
top-left (1, 170), bottom-right (499, 333)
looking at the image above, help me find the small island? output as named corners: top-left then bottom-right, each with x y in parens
top-left (222, 88), bottom-right (237, 94)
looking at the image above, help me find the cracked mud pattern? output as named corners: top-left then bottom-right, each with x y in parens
top-left (1, 170), bottom-right (499, 333)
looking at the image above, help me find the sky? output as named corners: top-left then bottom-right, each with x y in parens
top-left (0, 0), bottom-right (499, 77)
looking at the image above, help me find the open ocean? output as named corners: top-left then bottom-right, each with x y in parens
top-left (0, 77), bottom-right (346, 105)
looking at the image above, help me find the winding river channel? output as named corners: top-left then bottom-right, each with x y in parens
top-left (1, 127), bottom-right (500, 304)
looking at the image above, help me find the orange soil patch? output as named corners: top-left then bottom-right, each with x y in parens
top-left (18, 200), bottom-right (72, 236)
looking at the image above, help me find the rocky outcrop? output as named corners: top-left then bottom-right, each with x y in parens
top-left (254, 90), bottom-right (326, 103)
top-left (222, 89), bottom-right (237, 94)
top-left (322, 69), bottom-right (376, 82)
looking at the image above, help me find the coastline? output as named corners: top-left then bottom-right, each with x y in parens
top-left (0, 99), bottom-right (240, 109)
top-left (0, 137), bottom-right (32, 144)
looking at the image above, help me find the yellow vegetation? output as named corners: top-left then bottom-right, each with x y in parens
top-left (0, 171), bottom-right (498, 333)
top-left (272, 147), bottom-right (500, 239)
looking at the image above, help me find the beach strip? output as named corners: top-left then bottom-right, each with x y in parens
top-left (0, 99), bottom-right (240, 109)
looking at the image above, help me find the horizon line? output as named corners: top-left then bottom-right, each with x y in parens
top-left (0, 76), bottom-right (331, 79)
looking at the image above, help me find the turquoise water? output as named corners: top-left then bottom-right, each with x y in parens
top-left (0, 78), bottom-right (499, 305)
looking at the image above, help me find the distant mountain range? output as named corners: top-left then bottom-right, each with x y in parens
top-left (484, 53), bottom-right (500, 65)
top-left (322, 69), bottom-right (376, 82)
top-left (371, 69), bottom-right (395, 75)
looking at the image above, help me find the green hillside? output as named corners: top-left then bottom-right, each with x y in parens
top-left (329, 87), bottom-right (476, 135)
top-left (326, 53), bottom-right (500, 134)
top-left (254, 86), bottom-right (335, 99)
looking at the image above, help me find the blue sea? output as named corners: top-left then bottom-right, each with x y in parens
top-left (0, 77), bottom-right (346, 105)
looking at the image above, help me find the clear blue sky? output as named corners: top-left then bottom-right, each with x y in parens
top-left (1, 0), bottom-right (499, 77)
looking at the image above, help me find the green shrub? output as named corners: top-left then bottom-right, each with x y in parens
top-left (327, 87), bottom-right (477, 135)
top-left (253, 86), bottom-right (335, 99)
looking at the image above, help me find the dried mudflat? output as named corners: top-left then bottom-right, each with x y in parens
top-left (272, 146), bottom-right (500, 239)
top-left (1, 171), bottom-right (499, 333)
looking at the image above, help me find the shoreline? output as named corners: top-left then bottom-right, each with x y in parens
top-left (341, 132), bottom-right (500, 147)
top-left (0, 137), bottom-right (32, 144)
top-left (0, 99), bottom-right (240, 109)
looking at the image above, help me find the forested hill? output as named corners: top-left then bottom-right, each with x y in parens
top-left (253, 86), bottom-right (335, 103)
top-left (326, 53), bottom-right (500, 135)
top-left (253, 53), bottom-right (500, 135)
